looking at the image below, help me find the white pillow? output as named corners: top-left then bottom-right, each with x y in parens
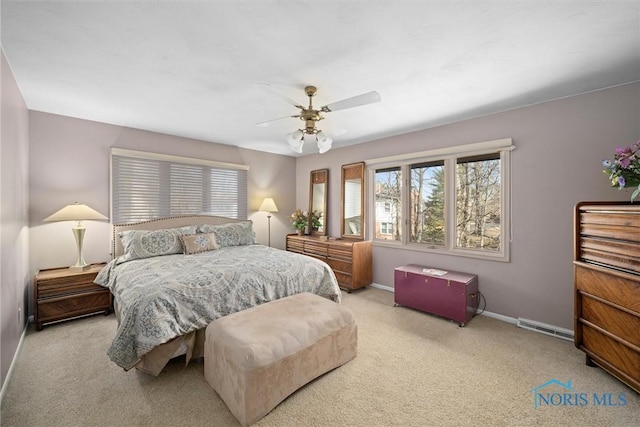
top-left (117, 225), bottom-right (197, 263)
top-left (196, 221), bottom-right (255, 247)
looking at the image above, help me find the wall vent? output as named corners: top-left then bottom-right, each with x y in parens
top-left (516, 318), bottom-right (574, 341)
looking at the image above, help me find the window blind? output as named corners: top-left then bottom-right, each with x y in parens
top-left (111, 150), bottom-right (248, 224)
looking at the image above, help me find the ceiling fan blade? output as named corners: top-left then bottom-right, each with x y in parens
top-left (256, 115), bottom-right (300, 127)
top-left (255, 83), bottom-right (305, 109)
top-left (321, 91), bottom-right (381, 112)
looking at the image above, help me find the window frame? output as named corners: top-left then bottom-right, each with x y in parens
top-left (367, 138), bottom-right (513, 262)
top-left (110, 148), bottom-right (249, 224)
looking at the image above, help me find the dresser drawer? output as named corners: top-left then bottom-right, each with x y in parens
top-left (304, 241), bottom-right (328, 257)
top-left (286, 239), bottom-right (304, 253)
top-left (333, 271), bottom-right (353, 287)
top-left (579, 293), bottom-right (640, 346)
top-left (326, 258), bottom-right (352, 274)
top-left (327, 245), bottom-right (352, 260)
top-left (581, 325), bottom-right (640, 383)
top-left (575, 264), bottom-right (640, 313)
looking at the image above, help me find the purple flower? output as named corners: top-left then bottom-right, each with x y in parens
top-left (616, 148), bottom-right (635, 168)
top-left (618, 176), bottom-right (626, 187)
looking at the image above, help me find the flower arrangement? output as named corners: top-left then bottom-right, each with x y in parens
top-left (603, 140), bottom-right (640, 201)
top-left (309, 210), bottom-right (323, 230)
top-left (290, 209), bottom-right (308, 230)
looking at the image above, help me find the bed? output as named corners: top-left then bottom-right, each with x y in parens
top-left (95, 215), bottom-right (342, 376)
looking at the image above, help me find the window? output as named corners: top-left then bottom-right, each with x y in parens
top-left (369, 139), bottom-right (512, 261)
top-left (111, 148), bottom-right (249, 224)
top-left (380, 222), bottom-right (394, 235)
top-left (410, 160), bottom-right (445, 246)
top-left (455, 154), bottom-right (501, 251)
top-left (374, 167), bottom-right (401, 240)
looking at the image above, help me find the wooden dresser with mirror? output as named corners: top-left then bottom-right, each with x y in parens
top-left (574, 201), bottom-right (640, 393)
top-left (287, 163), bottom-right (372, 292)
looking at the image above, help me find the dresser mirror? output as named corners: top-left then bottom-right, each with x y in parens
top-left (341, 162), bottom-right (365, 239)
top-left (309, 169), bottom-right (328, 235)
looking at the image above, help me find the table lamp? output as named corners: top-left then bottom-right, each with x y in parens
top-left (43, 202), bottom-right (109, 272)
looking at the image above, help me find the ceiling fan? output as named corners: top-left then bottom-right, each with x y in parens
top-left (256, 84), bottom-right (381, 154)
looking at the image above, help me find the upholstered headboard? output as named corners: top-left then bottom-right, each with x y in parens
top-left (112, 215), bottom-right (245, 258)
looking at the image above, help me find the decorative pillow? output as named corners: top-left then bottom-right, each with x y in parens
top-left (196, 221), bottom-right (255, 247)
top-left (117, 225), bottom-right (197, 263)
top-left (179, 232), bottom-right (219, 255)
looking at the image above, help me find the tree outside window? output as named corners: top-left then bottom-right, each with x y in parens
top-left (370, 141), bottom-right (509, 261)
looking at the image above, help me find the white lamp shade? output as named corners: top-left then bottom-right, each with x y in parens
top-left (43, 202), bottom-right (108, 222)
top-left (43, 202), bottom-right (108, 272)
top-left (259, 197), bottom-right (279, 213)
top-left (43, 202), bottom-right (109, 222)
top-left (287, 130), bottom-right (304, 153)
top-left (316, 131), bottom-right (333, 154)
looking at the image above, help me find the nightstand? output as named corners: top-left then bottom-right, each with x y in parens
top-left (34, 263), bottom-right (111, 330)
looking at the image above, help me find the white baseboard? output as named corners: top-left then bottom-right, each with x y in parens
top-left (369, 282), bottom-right (394, 292)
top-left (368, 282), bottom-right (575, 338)
top-left (0, 321), bottom-right (29, 405)
top-left (479, 310), bottom-right (517, 325)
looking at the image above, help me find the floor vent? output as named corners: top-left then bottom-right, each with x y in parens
top-left (516, 318), bottom-right (574, 341)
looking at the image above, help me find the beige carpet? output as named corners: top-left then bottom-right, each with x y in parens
top-left (1, 287), bottom-right (638, 426)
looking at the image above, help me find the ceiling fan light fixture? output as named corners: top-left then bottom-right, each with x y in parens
top-left (260, 84), bottom-right (380, 155)
top-left (287, 130), bottom-right (304, 153)
top-left (316, 131), bottom-right (332, 154)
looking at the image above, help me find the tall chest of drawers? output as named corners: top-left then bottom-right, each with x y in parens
top-left (574, 202), bottom-right (640, 393)
top-left (286, 234), bottom-right (372, 291)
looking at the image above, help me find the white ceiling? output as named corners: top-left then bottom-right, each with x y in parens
top-left (2, 1), bottom-right (639, 156)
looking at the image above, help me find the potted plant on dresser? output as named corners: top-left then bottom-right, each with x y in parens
top-left (290, 209), bottom-right (308, 235)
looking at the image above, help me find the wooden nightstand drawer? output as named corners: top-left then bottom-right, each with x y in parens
top-left (34, 263), bottom-right (111, 330)
top-left (38, 290), bottom-right (111, 324)
top-left (37, 281), bottom-right (105, 299)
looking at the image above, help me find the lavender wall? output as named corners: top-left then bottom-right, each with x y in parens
top-left (28, 112), bottom-right (297, 290)
top-left (1, 50), bottom-right (30, 392)
top-left (296, 82), bottom-right (640, 330)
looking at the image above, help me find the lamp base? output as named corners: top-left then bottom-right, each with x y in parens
top-left (69, 264), bottom-right (90, 273)
top-left (70, 226), bottom-right (89, 273)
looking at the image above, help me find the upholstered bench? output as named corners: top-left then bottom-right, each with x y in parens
top-left (204, 292), bottom-right (357, 427)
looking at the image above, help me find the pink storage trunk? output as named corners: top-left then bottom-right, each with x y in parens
top-left (394, 264), bottom-right (479, 326)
